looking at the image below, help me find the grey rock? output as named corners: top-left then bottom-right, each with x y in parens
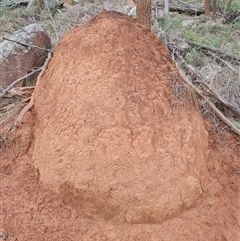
top-left (0, 23), bottom-right (51, 89)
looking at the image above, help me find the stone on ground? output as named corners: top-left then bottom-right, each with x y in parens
top-left (0, 23), bottom-right (51, 89)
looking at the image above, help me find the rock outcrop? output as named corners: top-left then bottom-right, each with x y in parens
top-left (0, 23), bottom-right (51, 89)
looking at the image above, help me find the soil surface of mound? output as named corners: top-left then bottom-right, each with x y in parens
top-left (33, 11), bottom-right (209, 224)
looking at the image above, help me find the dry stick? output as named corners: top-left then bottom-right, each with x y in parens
top-left (3, 37), bottom-right (52, 53)
top-left (178, 65), bottom-right (240, 135)
top-left (206, 50), bottom-right (238, 75)
top-left (27, 0), bottom-right (36, 9)
top-left (184, 59), bottom-right (240, 119)
top-left (177, 37), bottom-right (240, 62)
top-left (171, 46), bottom-right (240, 118)
top-left (8, 52), bottom-right (52, 132)
top-left (177, 45), bottom-right (240, 117)
top-left (177, 0), bottom-right (204, 11)
top-left (156, 2), bottom-right (204, 15)
top-left (172, 52), bottom-right (240, 136)
top-left (6, 86), bottom-right (35, 98)
top-left (0, 68), bottom-right (41, 98)
top-left (46, 4), bottom-right (60, 43)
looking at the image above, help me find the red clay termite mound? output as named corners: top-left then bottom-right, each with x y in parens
top-left (33, 11), bottom-right (210, 224)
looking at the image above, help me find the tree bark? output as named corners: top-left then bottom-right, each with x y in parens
top-left (205, 0), bottom-right (211, 15)
top-left (133, 0), bottom-right (152, 28)
top-left (212, 0), bottom-right (217, 19)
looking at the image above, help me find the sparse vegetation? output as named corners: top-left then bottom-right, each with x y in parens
top-left (156, 1), bottom-right (239, 132)
top-left (218, 0), bottom-right (240, 12)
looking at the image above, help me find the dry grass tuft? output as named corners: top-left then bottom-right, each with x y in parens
top-left (0, 96), bottom-right (25, 125)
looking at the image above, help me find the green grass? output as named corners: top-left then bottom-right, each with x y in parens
top-left (180, 0), bottom-right (240, 11)
top-left (0, 3), bottom-right (71, 46)
top-left (158, 15), bottom-right (186, 33)
top-left (156, 10), bottom-right (239, 56)
top-left (182, 27), bottom-right (224, 48)
top-left (0, 4), bottom-right (43, 38)
top-left (185, 48), bottom-right (205, 66)
top-left (154, 1), bottom-right (240, 113)
top-left (181, 22), bottom-right (239, 56)
top-left (218, 0), bottom-right (240, 12)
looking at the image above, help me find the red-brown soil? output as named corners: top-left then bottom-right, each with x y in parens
top-left (0, 11), bottom-right (239, 241)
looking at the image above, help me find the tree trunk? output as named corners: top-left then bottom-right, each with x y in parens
top-left (205, 0), bottom-right (211, 15)
top-left (133, 0), bottom-right (152, 28)
top-left (212, 0), bottom-right (217, 19)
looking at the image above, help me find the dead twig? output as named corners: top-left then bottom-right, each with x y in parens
top-left (6, 86), bottom-right (35, 98)
top-left (3, 37), bottom-right (52, 53)
top-left (0, 68), bottom-right (41, 99)
top-left (177, 0), bottom-right (203, 10)
top-left (172, 51), bottom-right (240, 135)
top-left (184, 60), bottom-right (240, 119)
top-left (45, 3), bottom-right (60, 43)
top-left (156, 1), bottom-right (204, 16)
top-left (8, 52), bottom-right (52, 132)
top-left (206, 51), bottom-right (238, 75)
top-left (170, 43), bottom-right (240, 119)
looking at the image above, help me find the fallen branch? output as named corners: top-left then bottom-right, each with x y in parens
top-left (3, 37), bottom-right (52, 53)
top-left (171, 50), bottom-right (240, 135)
top-left (5, 86), bottom-right (35, 98)
top-left (206, 51), bottom-right (238, 75)
top-left (186, 64), bottom-right (240, 119)
top-left (168, 39), bottom-right (240, 118)
top-left (8, 52), bottom-right (52, 132)
top-left (156, 2), bottom-right (204, 16)
top-left (224, 11), bottom-right (240, 24)
top-left (0, 68), bottom-right (41, 99)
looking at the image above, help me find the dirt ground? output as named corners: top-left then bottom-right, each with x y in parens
top-left (0, 11), bottom-right (240, 241)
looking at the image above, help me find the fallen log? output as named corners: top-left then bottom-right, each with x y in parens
top-left (155, 2), bottom-right (204, 16)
